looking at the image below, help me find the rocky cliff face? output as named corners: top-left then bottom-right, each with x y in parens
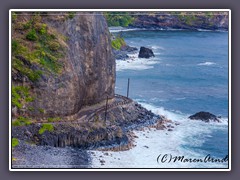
top-left (130, 12), bottom-right (229, 30)
top-left (12, 12), bottom-right (115, 118)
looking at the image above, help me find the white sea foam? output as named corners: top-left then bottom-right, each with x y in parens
top-left (116, 54), bottom-right (160, 71)
top-left (90, 103), bottom-right (228, 168)
top-left (198, 62), bottom-right (216, 66)
top-left (109, 27), bottom-right (143, 33)
top-left (151, 45), bottom-right (165, 50)
top-left (197, 29), bottom-right (213, 32)
top-left (176, 97), bottom-right (186, 100)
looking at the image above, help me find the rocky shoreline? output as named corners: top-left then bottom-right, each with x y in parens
top-left (12, 100), bottom-right (163, 168)
top-left (12, 100), bottom-right (222, 168)
top-left (113, 45), bottom-right (138, 60)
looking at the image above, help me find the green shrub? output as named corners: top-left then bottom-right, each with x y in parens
top-left (26, 29), bottom-right (38, 41)
top-left (12, 40), bottom-right (19, 53)
top-left (111, 37), bottom-right (126, 50)
top-left (12, 85), bottom-right (33, 109)
top-left (12, 138), bottom-right (19, 148)
top-left (12, 120), bottom-right (21, 126)
top-left (27, 70), bottom-right (42, 82)
top-left (39, 123), bottom-right (54, 134)
top-left (35, 23), bottom-right (47, 34)
top-left (12, 116), bottom-right (32, 126)
top-left (68, 12), bottom-right (76, 19)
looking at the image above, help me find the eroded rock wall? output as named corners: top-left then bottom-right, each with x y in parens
top-left (12, 12), bottom-right (115, 118)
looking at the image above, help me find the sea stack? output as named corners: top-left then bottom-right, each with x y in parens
top-left (138, 46), bottom-right (155, 58)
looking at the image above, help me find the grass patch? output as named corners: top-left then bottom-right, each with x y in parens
top-left (12, 85), bottom-right (34, 109)
top-left (12, 57), bottom-right (43, 82)
top-left (12, 14), bottom-right (66, 81)
top-left (111, 36), bottom-right (126, 50)
top-left (12, 116), bottom-right (32, 126)
top-left (39, 123), bottom-right (54, 134)
top-left (47, 117), bottom-right (61, 122)
top-left (38, 108), bottom-right (44, 113)
top-left (68, 12), bottom-right (76, 19)
top-left (26, 29), bottom-right (38, 41)
top-left (12, 138), bottom-right (19, 148)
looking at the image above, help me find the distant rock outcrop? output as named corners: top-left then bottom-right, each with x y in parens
top-left (189, 111), bottom-right (220, 122)
top-left (138, 47), bottom-right (155, 58)
top-left (130, 12), bottom-right (229, 31)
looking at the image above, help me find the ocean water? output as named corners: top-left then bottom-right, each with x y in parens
top-left (90, 29), bottom-right (229, 168)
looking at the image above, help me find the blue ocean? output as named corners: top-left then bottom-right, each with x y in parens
top-left (106, 29), bottom-right (229, 168)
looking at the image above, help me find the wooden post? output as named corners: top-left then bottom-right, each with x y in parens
top-left (104, 96), bottom-right (108, 124)
top-left (127, 78), bottom-right (130, 98)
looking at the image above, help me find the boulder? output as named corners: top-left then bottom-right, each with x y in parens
top-left (189, 111), bottom-right (220, 122)
top-left (113, 49), bottom-right (129, 60)
top-left (138, 46), bottom-right (155, 58)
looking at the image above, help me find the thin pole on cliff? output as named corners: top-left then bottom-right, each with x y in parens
top-left (127, 78), bottom-right (130, 98)
top-left (104, 96), bottom-right (108, 124)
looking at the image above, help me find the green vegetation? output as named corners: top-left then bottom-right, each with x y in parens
top-left (205, 12), bottom-right (214, 18)
top-left (38, 108), bottom-right (44, 113)
top-left (23, 20), bottom-right (32, 30)
top-left (12, 138), bottom-right (19, 148)
top-left (104, 12), bottom-right (134, 27)
top-left (12, 116), bottom-right (32, 126)
top-left (184, 15), bottom-right (197, 25)
top-left (39, 123), bottom-right (54, 134)
top-left (26, 29), bottom-right (38, 41)
top-left (111, 36), bottom-right (126, 50)
top-left (175, 13), bottom-right (198, 26)
top-left (68, 12), bottom-right (76, 19)
top-left (12, 85), bottom-right (34, 109)
top-left (12, 12), bottom-right (17, 22)
top-left (48, 41), bottom-right (60, 51)
top-left (47, 117), bottom-right (61, 122)
top-left (12, 14), bottom-right (66, 83)
top-left (36, 23), bottom-right (47, 34)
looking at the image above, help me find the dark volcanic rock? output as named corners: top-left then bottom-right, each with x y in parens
top-left (120, 45), bottom-right (138, 53)
top-left (138, 47), bottom-right (155, 58)
top-left (12, 101), bottom-right (158, 149)
top-left (113, 45), bottom-right (138, 60)
top-left (189, 111), bottom-right (220, 122)
top-left (113, 49), bottom-right (129, 60)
